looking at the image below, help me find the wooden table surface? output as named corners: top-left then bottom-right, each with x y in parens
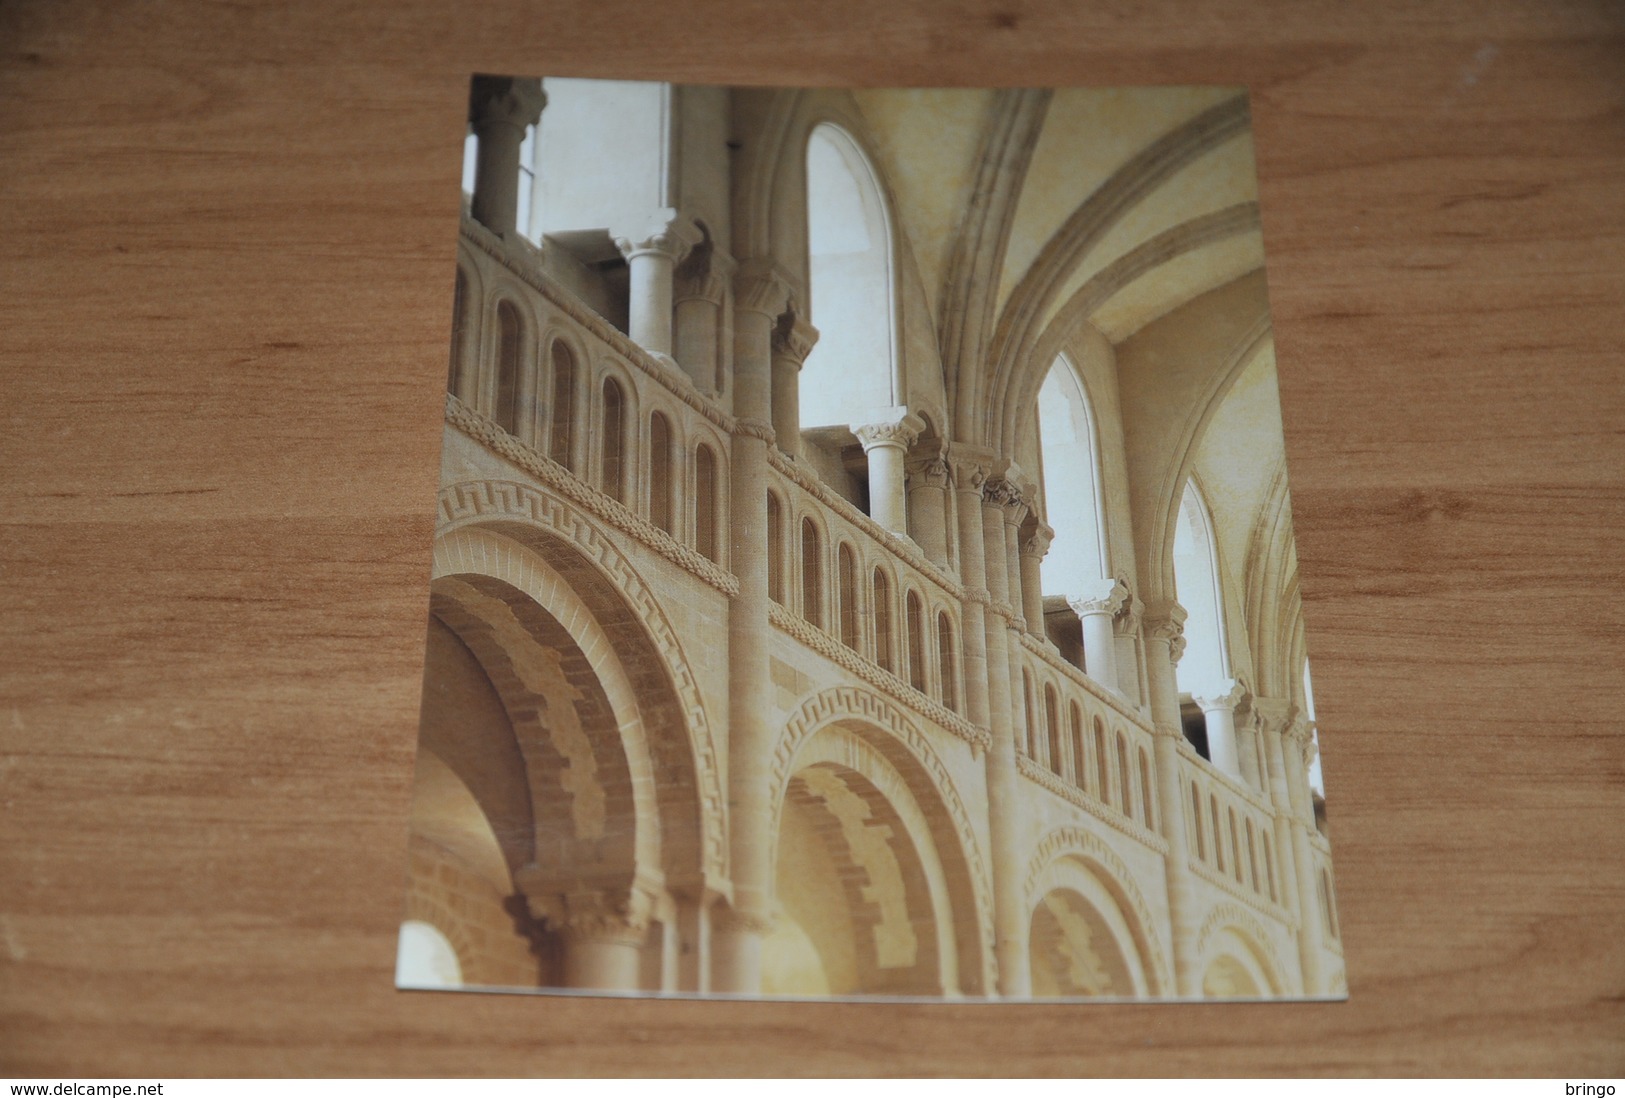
top-left (2, 0), bottom-right (1622, 1078)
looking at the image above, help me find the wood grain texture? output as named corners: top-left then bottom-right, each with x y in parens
top-left (2, 0), bottom-right (1622, 1077)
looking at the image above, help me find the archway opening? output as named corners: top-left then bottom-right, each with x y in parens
top-left (1027, 888), bottom-right (1137, 998)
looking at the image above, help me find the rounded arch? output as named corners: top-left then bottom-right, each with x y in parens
top-left (1173, 473), bottom-right (1231, 695)
top-left (1195, 903), bottom-right (1289, 998)
top-left (435, 480), bottom-right (728, 892)
top-left (771, 686), bottom-right (997, 995)
top-left (1023, 826), bottom-right (1171, 995)
top-left (396, 920), bottom-right (464, 989)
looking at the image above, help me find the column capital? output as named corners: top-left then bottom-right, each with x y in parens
top-left (614, 210), bottom-right (703, 265)
top-left (1114, 588), bottom-right (1144, 635)
top-left (1068, 575), bottom-right (1129, 617)
top-left (946, 443), bottom-right (996, 491)
top-left (855, 409), bottom-right (926, 452)
top-left (1142, 598), bottom-right (1188, 664)
top-left (1192, 678), bottom-right (1247, 713)
top-left (1019, 521), bottom-right (1055, 561)
top-left (905, 454), bottom-right (952, 490)
top-left (468, 75), bottom-right (546, 132)
top-left (771, 315), bottom-right (820, 364)
top-left (711, 905), bottom-right (776, 937)
top-left (1250, 696), bottom-right (1298, 736)
top-left (733, 259), bottom-right (796, 320)
top-left (982, 475), bottom-right (1029, 525)
top-left (674, 247), bottom-right (735, 306)
top-left (517, 877), bottom-right (656, 946)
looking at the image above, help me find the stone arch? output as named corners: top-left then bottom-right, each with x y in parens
top-left (1195, 902), bottom-right (1290, 997)
top-left (1023, 826), bottom-right (1171, 995)
top-left (770, 686), bottom-right (996, 995)
top-left (435, 480), bottom-right (727, 892)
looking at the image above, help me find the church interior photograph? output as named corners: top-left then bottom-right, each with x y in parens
top-left (397, 75), bottom-right (1344, 1001)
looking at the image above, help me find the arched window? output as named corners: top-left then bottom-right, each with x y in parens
top-left (1174, 479), bottom-right (1229, 696)
top-left (766, 493), bottom-right (785, 603)
top-left (801, 123), bottom-right (896, 430)
top-left (1321, 870), bottom-right (1340, 938)
top-left (1045, 686), bottom-right (1064, 778)
top-left (1191, 783), bottom-right (1206, 860)
top-left (1069, 703), bottom-right (1086, 791)
top-left (695, 445), bottom-right (718, 562)
top-left (1229, 808), bottom-right (1243, 883)
top-left (1036, 354), bottom-right (1109, 599)
top-left (648, 412), bottom-right (673, 533)
top-left (801, 518), bottom-right (823, 627)
top-left (1210, 795), bottom-right (1225, 872)
top-left (838, 544), bottom-right (860, 650)
top-left (1246, 819), bottom-right (1259, 892)
top-left (905, 590), bottom-right (926, 692)
top-left (494, 300), bottom-right (522, 434)
top-left (1117, 731), bottom-right (1133, 820)
top-left (1021, 671), bottom-right (1037, 760)
top-left (548, 341), bottom-right (576, 471)
top-left (1140, 746), bottom-right (1156, 831)
top-left (449, 268), bottom-right (469, 396)
top-left (1095, 718), bottom-right (1111, 806)
top-left (872, 568), bottom-right (893, 672)
top-left (937, 612), bottom-right (959, 713)
top-left (1263, 835), bottom-right (1277, 902)
top-left (600, 377), bottom-right (626, 503)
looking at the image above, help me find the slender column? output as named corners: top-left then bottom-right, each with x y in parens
top-left (905, 454), bottom-right (952, 567)
top-left (467, 77), bottom-right (546, 238)
top-left (976, 471), bottom-right (1030, 997)
top-left (1114, 591), bottom-right (1148, 711)
top-left (712, 260), bottom-right (791, 993)
top-left (1144, 599), bottom-right (1201, 997)
top-left (1283, 717), bottom-right (1327, 994)
top-left (770, 317), bottom-right (818, 459)
top-left (1068, 577), bottom-right (1127, 693)
top-left (1193, 679), bottom-right (1246, 781)
top-left (948, 446), bottom-right (994, 733)
top-left (673, 249), bottom-right (733, 394)
top-left (615, 211), bottom-right (702, 359)
top-left (1017, 523), bottom-right (1053, 637)
top-left (855, 411), bottom-right (925, 536)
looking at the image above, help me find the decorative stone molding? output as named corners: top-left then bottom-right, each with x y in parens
top-left (468, 75), bottom-right (547, 131)
top-left (905, 456), bottom-right (953, 491)
top-left (710, 906), bottom-right (776, 937)
top-left (733, 259), bottom-right (795, 320)
top-left (674, 248), bottom-right (735, 306)
top-left (1016, 632), bottom-right (1149, 727)
top-left (947, 443), bottom-right (995, 492)
top-left (732, 417), bottom-right (777, 445)
top-left (767, 603), bottom-right (989, 752)
top-left (434, 475), bottom-right (730, 885)
top-left (1114, 588), bottom-right (1144, 636)
top-left (1016, 754), bottom-right (1169, 853)
top-left (982, 475), bottom-right (1028, 520)
top-left (445, 398), bottom-right (739, 597)
top-left (1189, 857), bottom-right (1292, 926)
top-left (1143, 598), bottom-right (1188, 666)
top-left (518, 876), bottom-right (658, 945)
top-left (1069, 576), bottom-right (1129, 618)
top-left (1194, 901), bottom-right (1292, 994)
top-left (1022, 825), bottom-right (1173, 994)
top-left (770, 685), bottom-right (997, 988)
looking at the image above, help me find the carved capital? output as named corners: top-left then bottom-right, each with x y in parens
top-left (1069, 576), bottom-right (1129, 617)
top-left (711, 906), bottom-right (776, 937)
top-left (734, 259), bottom-right (795, 320)
top-left (1193, 678), bottom-right (1247, 713)
top-left (906, 455), bottom-right (952, 491)
top-left (1114, 588), bottom-right (1144, 635)
top-left (982, 476), bottom-right (1028, 524)
top-left (855, 412), bottom-right (926, 452)
top-left (771, 315), bottom-right (820, 363)
top-left (614, 210), bottom-right (703, 265)
top-left (674, 248), bottom-right (735, 306)
top-left (1143, 598), bottom-right (1188, 664)
top-left (468, 75), bottom-right (546, 132)
top-left (1251, 696), bottom-right (1297, 737)
top-left (519, 879), bottom-right (656, 947)
top-left (947, 443), bottom-right (995, 492)
top-left (1019, 522), bottom-right (1055, 561)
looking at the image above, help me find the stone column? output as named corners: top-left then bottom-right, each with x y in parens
top-left (615, 211), bottom-right (702, 359)
top-left (673, 892), bottom-right (711, 993)
top-left (712, 260), bottom-right (791, 994)
top-left (948, 446), bottom-right (994, 734)
top-left (1069, 577), bottom-right (1128, 693)
top-left (467, 76), bottom-right (546, 238)
top-left (905, 454), bottom-right (952, 567)
top-left (518, 882), bottom-right (652, 992)
top-left (855, 410), bottom-right (925, 536)
top-left (972, 466), bottom-right (1031, 998)
top-left (1193, 679), bottom-right (1246, 781)
top-left (1017, 523), bottom-right (1053, 637)
top-left (770, 317), bottom-right (818, 459)
top-left (673, 249), bottom-right (733, 394)
top-left (1144, 599), bottom-right (1201, 997)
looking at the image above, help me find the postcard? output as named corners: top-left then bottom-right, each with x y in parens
top-left (397, 76), bottom-right (1344, 1000)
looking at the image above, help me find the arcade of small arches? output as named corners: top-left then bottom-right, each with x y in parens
top-left (398, 76), bottom-right (1345, 999)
